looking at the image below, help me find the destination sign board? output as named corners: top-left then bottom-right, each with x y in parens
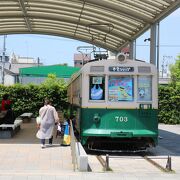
top-left (109, 66), bottom-right (134, 72)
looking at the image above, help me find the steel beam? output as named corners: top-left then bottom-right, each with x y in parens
top-left (150, 23), bottom-right (157, 65)
top-left (18, 0), bottom-right (32, 32)
top-left (129, 40), bottom-right (136, 60)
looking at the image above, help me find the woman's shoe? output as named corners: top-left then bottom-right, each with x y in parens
top-left (41, 144), bottom-right (46, 148)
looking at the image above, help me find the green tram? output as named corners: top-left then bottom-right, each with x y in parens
top-left (67, 54), bottom-right (158, 151)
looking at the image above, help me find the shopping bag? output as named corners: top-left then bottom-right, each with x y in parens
top-left (57, 123), bottom-right (61, 132)
top-left (56, 123), bottom-right (62, 138)
top-left (62, 134), bottom-right (71, 145)
top-left (62, 123), bottom-right (71, 145)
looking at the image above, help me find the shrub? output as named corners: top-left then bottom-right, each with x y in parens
top-left (158, 85), bottom-right (180, 124)
top-left (0, 75), bottom-right (68, 117)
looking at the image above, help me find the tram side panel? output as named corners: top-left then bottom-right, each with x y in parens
top-left (67, 74), bottom-right (82, 133)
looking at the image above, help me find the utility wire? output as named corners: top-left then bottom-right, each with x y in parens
top-left (137, 44), bottom-right (180, 47)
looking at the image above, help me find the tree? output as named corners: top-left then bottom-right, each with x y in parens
top-left (170, 54), bottom-right (180, 87)
top-left (40, 74), bottom-right (68, 110)
top-left (41, 74), bottom-right (67, 87)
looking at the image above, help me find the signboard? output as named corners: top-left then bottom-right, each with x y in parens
top-left (109, 67), bottom-right (134, 72)
top-left (108, 76), bottom-right (133, 101)
top-left (92, 76), bottom-right (103, 84)
top-left (137, 76), bottom-right (152, 101)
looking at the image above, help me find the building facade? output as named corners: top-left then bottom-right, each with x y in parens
top-left (0, 53), bottom-right (42, 85)
top-left (74, 53), bottom-right (91, 68)
top-left (19, 65), bottom-right (80, 84)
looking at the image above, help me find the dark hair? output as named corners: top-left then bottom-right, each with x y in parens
top-left (70, 115), bottom-right (75, 119)
top-left (44, 98), bottom-right (51, 105)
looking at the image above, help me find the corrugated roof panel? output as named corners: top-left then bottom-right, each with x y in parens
top-left (0, 0), bottom-right (179, 53)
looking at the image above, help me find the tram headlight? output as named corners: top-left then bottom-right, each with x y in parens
top-left (93, 113), bottom-right (101, 123)
top-left (116, 53), bottom-right (126, 63)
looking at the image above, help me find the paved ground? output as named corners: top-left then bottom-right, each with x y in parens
top-left (158, 124), bottom-right (180, 156)
top-left (0, 121), bottom-right (180, 179)
top-left (0, 119), bottom-right (73, 177)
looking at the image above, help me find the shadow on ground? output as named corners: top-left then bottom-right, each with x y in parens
top-left (85, 127), bottom-right (180, 157)
top-left (157, 128), bottom-right (180, 156)
top-left (1, 120), bottom-right (180, 157)
top-left (0, 118), bottom-right (61, 145)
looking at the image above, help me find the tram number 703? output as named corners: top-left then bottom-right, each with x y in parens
top-left (115, 116), bottom-right (128, 122)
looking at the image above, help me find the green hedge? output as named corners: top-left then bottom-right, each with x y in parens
top-left (0, 82), bottom-right (68, 118)
top-left (158, 85), bottom-right (180, 124)
top-left (0, 82), bottom-right (179, 124)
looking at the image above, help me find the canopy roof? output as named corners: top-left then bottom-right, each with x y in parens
top-left (0, 0), bottom-right (179, 53)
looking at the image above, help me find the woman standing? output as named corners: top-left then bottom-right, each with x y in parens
top-left (36, 99), bottom-right (59, 148)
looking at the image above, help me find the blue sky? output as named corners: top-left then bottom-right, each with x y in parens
top-left (0, 8), bottom-right (179, 69)
top-left (136, 7), bottom-right (180, 68)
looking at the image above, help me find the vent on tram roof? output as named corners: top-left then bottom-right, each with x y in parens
top-left (138, 66), bottom-right (151, 73)
top-left (90, 66), bottom-right (104, 72)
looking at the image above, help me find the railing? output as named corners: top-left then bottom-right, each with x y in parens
top-left (104, 155), bottom-right (173, 172)
top-left (70, 120), bottom-right (77, 171)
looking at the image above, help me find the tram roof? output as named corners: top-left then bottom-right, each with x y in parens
top-left (0, 0), bottom-right (179, 53)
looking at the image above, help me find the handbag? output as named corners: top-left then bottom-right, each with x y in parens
top-left (36, 116), bottom-right (42, 124)
top-left (36, 107), bottom-right (49, 124)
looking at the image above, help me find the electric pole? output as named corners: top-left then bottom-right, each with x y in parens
top-left (161, 55), bottom-right (172, 78)
top-left (1, 35), bottom-right (7, 84)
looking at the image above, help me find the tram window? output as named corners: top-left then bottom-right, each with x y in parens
top-left (89, 76), bottom-right (105, 100)
top-left (108, 76), bottom-right (134, 102)
top-left (137, 76), bottom-right (152, 101)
